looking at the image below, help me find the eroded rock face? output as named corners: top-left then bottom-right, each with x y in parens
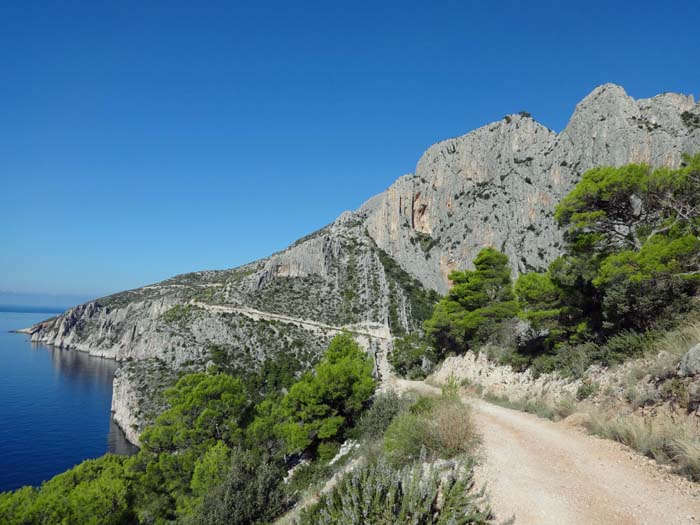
top-left (431, 350), bottom-right (581, 403)
top-left (27, 83), bottom-right (700, 444)
top-left (362, 84), bottom-right (700, 293)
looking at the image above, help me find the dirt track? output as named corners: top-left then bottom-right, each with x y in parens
top-left (472, 399), bottom-right (700, 524)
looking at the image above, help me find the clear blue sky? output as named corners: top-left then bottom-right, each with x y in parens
top-left (2, 1), bottom-right (699, 301)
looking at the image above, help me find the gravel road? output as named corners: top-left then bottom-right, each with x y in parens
top-left (473, 399), bottom-right (700, 524)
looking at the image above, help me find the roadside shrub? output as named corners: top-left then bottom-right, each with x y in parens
top-left (598, 330), bottom-right (656, 365)
top-left (484, 393), bottom-right (575, 422)
top-left (390, 333), bottom-right (436, 379)
top-left (187, 448), bottom-right (288, 525)
top-left (649, 319), bottom-right (700, 379)
top-left (348, 390), bottom-right (409, 442)
top-left (297, 458), bottom-right (493, 525)
top-left (576, 381), bottom-right (599, 401)
top-left (430, 398), bottom-right (479, 458)
top-left (409, 395), bottom-right (437, 415)
top-left (383, 412), bottom-right (431, 465)
top-left (672, 438), bottom-right (700, 481)
top-left (384, 396), bottom-right (478, 466)
top-left (585, 409), bottom-right (700, 480)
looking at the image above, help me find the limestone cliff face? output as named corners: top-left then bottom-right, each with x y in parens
top-left (362, 84), bottom-right (700, 293)
top-left (27, 84), bottom-right (700, 444)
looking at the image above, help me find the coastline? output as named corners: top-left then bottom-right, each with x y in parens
top-left (10, 323), bottom-right (141, 449)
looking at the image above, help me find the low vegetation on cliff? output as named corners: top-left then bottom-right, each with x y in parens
top-left (0, 335), bottom-right (493, 525)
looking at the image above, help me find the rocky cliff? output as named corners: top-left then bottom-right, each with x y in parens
top-left (27, 84), bottom-right (700, 444)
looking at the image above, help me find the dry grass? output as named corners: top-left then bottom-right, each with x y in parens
top-left (647, 320), bottom-right (700, 379)
top-left (585, 409), bottom-right (700, 481)
top-left (429, 397), bottom-right (480, 457)
top-left (483, 392), bottom-right (576, 422)
top-left (384, 392), bottom-right (479, 465)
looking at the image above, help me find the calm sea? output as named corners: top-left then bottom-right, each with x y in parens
top-left (0, 308), bottom-right (137, 492)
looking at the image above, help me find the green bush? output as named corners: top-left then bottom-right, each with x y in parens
top-left (384, 396), bottom-right (478, 466)
top-left (0, 455), bottom-right (135, 525)
top-left (297, 458), bottom-right (493, 525)
top-left (349, 390), bottom-right (410, 442)
top-left (576, 381), bottom-right (599, 401)
top-left (390, 333), bottom-right (436, 379)
top-left (186, 448), bottom-right (288, 525)
top-left (484, 393), bottom-right (575, 422)
top-left (598, 330), bottom-right (657, 364)
top-left (271, 332), bottom-right (375, 455)
top-left (317, 442), bottom-right (341, 462)
top-left (383, 411), bottom-right (432, 466)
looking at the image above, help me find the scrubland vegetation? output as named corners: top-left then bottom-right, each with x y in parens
top-left (0, 335), bottom-right (492, 524)
top-left (585, 409), bottom-right (700, 480)
top-left (297, 384), bottom-right (491, 525)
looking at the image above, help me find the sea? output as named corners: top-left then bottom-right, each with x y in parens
top-left (0, 306), bottom-right (137, 493)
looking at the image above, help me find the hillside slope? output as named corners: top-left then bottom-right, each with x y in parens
top-left (27, 84), bottom-right (700, 444)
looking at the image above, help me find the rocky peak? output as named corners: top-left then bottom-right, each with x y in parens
top-left (27, 83), bottom-right (700, 444)
top-left (361, 83), bottom-right (700, 293)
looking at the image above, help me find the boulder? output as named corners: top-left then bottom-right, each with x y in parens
top-left (677, 343), bottom-right (700, 377)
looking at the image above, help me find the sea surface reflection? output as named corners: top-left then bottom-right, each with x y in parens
top-left (0, 310), bottom-right (137, 492)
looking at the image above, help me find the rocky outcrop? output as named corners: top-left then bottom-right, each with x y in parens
top-left (678, 343), bottom-right (700, 377)
top-left (362, 84), bottom-right (700, 293)
top-left (431, 350), bottom-right (580, 403)
top-left (111, 367), bottom-right (145, 446)
top-left (27, 84), bottom-right (700, 444)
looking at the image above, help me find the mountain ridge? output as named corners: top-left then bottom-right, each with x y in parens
top-left (26, 83), bottom-right (700, 444)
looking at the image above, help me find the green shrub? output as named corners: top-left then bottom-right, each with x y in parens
top-left (576, 381), bottom-right (599, 401)
top-left (187, 449), bottom-right (288, 525)
top-left (409, 395), bottom-right (437, 415)
top-left (424, 248), bottom-right (518, 355)
top-left (317, 442), bottom-right (341, 462)
top-left (283, 460), bottom-right (335, 499)
top-left (297, 458), bottom-right (493, 525)
top-left (349, 390), bottom-right (410, 442)
top-left (0, 455), bottom-right (135, 525)
top-left (162, 304), bottom-right (198, 324)
top-left (384, 396), bottom-right (478, 466)
top-left (272, 332), bottom-right (375, 455)
top-left (598, 330), bottom-right (656, 365)
top-left (390, 333), bottom-right (436, 379)
top-left (383, 411), bottom-right (431, 466)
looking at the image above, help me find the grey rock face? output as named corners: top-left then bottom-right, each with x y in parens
top-left (362, 83), bottom-right (700, 293)
top-left (27, 83), bottom-right (700, 444)
top-left (678, 344), bottom-right (700, 377)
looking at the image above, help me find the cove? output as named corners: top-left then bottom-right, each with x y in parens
top-left (0, 309), bottom-right (137, 492)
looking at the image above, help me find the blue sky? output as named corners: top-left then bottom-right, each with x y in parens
top-left (2, 1), bottom-right (699, 302)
